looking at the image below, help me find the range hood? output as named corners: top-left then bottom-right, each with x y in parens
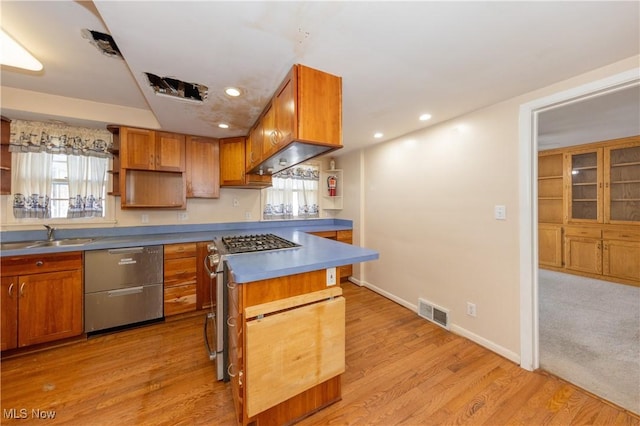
top-left (248, 141), bottom-right (340, 175)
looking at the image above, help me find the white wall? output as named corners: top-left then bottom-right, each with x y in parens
top-left (0, 187), bottom-right (263, 230)
top-left (333, 55), bottom-right (640, 363)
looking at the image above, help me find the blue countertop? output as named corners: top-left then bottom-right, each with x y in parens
top-left (0, 219), bottom-right (379, 283)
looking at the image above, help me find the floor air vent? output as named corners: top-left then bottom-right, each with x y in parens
top-left (418, 298), bottom-right (449, 330)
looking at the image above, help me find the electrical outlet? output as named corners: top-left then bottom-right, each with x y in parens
top-left (245, 211), bottom-right (252, 220)
top-left (466, 302), bottom-right (477, 317)
top-left (494, 205), bottom-right (506, 220)
top-left (177, 212), bottom-right (188, 221)
top-left (141, 214), bottom-right (149, 223)
top-left (326, 267), bottom-right (337, 286)
top-left (233, 198), bottom-right (239, 207)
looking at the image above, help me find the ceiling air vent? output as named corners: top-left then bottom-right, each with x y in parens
top-left (145, 72), bottom-right (208, 104)
top-left (81, 29), bottom-right (122, 59)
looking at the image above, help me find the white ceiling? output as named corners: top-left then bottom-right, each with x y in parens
top-left (1, 1), bottom-right (639, 154)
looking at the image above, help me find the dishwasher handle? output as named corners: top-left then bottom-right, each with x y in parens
top-left (107, 286), bottom-right (144, 297)
top-left (107, 247), bottom-right (145, 254)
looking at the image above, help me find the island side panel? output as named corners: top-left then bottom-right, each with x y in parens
top-left (231, 268), bottom-right (343, 425)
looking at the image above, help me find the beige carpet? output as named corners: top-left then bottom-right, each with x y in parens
top-left (538, 269), bottom-right (640, 414)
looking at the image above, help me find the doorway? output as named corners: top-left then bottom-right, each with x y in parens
top-left (518, 69), bottom-right (640, 394)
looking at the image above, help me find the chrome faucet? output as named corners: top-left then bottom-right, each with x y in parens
top-left (44, 225), bottom-right (56, 241)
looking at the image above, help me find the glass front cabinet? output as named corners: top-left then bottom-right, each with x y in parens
top-left (539, 136), bottom-right (639, 286)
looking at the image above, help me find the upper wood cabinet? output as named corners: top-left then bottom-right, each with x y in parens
top-left (538, 152), bottom-right (564, 224)
top-left (186, 135), bottom-right (220, 198)
top-left (566, 147), bottom-right (603, 224)
top-left (120, 127), bottom-right (185, 172)
top-left (604, 142), bottom-right (640, 223)
top-left (246, 120), bottom-right (263, 171)
top-left (220, 137), bottom-right (271, 188)
top-left (249, 64), bottom-right (342, 175)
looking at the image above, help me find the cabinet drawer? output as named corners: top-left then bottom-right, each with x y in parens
top-left (164, 257), bottom-right (197, 287)
top-left (164, 243), bottom-right (197, 259)
top-left (336, 230), bottom-right (353, 243)
top-left (164, 284), bottom-right (197, 316)
top-left (564, 226), bottom-right (602, 238)
top-left (1, 252), bottom-right (82, 276)
top-left (603, 229), bottom-right (640, 241)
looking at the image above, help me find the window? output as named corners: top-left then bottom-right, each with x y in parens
top-left (8, 119), bottom-right (113, 221)
top-left (262, 165), bottom-right (320, 220)
top-left (12, 152), bottom-right (108, 220)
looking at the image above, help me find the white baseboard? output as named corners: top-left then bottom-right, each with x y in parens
top-left (359, 280), bottom-right (521, 365)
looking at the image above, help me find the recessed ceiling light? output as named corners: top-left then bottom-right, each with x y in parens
top-left (225, 87), bottom-right (241, 97)
top-left (374, 132), bottom-right (384, 139)
top-left (0, 28), bottom-right (43, 71)
top-left (419, 113), bottom-right (432, 121)
top-left (218, 123), bottom-right (229, 129)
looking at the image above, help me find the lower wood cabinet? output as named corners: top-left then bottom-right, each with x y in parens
top-left (308, 229), bottom-right (353, 282)
top-left (538, 224), bottom-right (563, 268)
top-left (164, 243), bottom-right (197, 316)
top-left (540, 224), bottom-right (639, 286)
top-left (228, 269), bottom-right (344, 426)
top-left (1, 252), bottom-right (83, 351)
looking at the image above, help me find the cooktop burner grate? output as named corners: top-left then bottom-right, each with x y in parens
top-left (221, 233), bottom-right (300, 254)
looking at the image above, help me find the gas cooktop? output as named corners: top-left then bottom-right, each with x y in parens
top-left (221, 233), bottom-right (300, 254)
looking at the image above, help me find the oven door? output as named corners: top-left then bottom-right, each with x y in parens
top-left (203, 245), bottom-right (229, 381)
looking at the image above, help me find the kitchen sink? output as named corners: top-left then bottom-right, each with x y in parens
top-left (1, 238), bottom-right (95, 250)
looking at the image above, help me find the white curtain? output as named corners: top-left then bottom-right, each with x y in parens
top-left (263, 166), bottom-right (319, 220)
top-left (67, 155), bottom-right (107, 218)
top-left (12, 152), bottom-right (53, 218)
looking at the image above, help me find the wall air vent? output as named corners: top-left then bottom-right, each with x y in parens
top-left (418, 298), bottom-right (449, 330)
top-left (81, 29), bottom-right (122, 59)
top-left (145, 72), bottom-right (208, 104)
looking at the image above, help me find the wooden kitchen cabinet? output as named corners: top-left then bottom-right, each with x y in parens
top-left (164, 243), bottom-right (197, 316)
top-left (248, 64), bottom-right (342, 175)
top-left (227, 269), bottom-right (344, 426)
top-left (120, 127), bottom-right (185, 172)
top-left (219, 137), bottom-right (271, 188)
top-left (186, 135), bottom-right (220, 198)
top-left (308, 229), bottom-right (354, 282)
top-left (1, 116), bottom-right (11, 195)
top-left (1, 276), bottom-right (18, 351)
top-left (246, 121), bottom-right (263, 171)
top-left (0, 252), bottom-right (83, 350)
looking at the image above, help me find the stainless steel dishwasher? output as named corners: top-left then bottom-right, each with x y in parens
top-left (84, 245), bottom-right (163, 333)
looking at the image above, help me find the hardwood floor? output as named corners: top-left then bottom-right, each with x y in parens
top-left (1, 282), bottom-right (638, 425)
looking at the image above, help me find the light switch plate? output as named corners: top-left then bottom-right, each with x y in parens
top-left (326, 267), bottom-right (337, 286)
top-left (494, 205), bottom-right (506, 220)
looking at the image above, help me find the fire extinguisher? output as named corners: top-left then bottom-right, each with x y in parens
top-left (327, 175), bottom-right (337, 196)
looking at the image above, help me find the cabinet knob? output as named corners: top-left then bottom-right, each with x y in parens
top-left (35, 260), bottom-right (44, 267)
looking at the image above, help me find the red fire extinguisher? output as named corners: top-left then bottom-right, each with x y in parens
top-left (327, 175), bottom-right (337, 196)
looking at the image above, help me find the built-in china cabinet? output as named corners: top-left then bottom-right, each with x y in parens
top-left (538, 135), bottom-right (640, 286)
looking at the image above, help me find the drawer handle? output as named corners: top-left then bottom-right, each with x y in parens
top-left (107, 286), bottom-right (144, 297)
top-left (36, 260), bottom-right (44, 267)
top-left (8, 283), bottom-right (14, 297)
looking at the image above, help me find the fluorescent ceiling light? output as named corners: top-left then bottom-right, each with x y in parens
top-left (0, 28), bottom-right (43, 71)
top-left (218, 123), bottom-right (229, 129)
